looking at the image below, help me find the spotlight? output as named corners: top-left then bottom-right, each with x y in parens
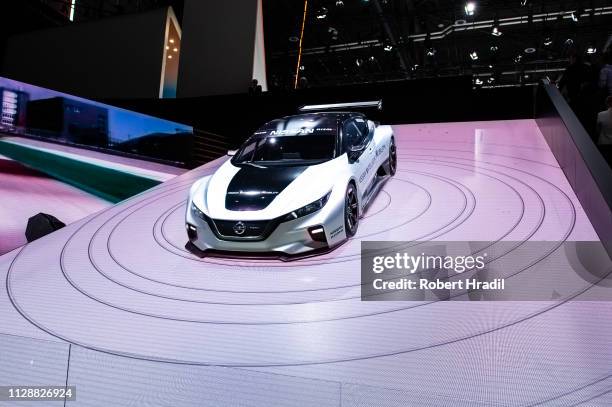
top-left (469, 50), bottom-right (479, 61)
top-left (570, 9), bottom-right (582, 22)
top-left (492, 16), bottom-right (502, 36)
top-left (514, 54), bottom-right (523, 63)
top-left (173, 47), bottom-right (178, 52)
top-left (169, 38), bottom-right (175, 44)
top-left (335, 0), bottom-right (344, 6)
top-left (475, 78), bottom-right (483, 85)
top-left (383, 43), bottom-right (393, 52)
top-left (356, 58), bottom-right (363, 67)
top-left (316, 7), bottom-right (328, 19)
top-left (487, 76), bottom-right (495, 83)
top-left (464, 2), bottom-right (476, 16)
top-left (328, 27), bottom-right (339, 41)
top-left (369, 55), bottom-right (377, 62)
top-left (520, 0), bottom-right (530, 6)
top-left (490, 45), bottom-right (499, 52)
top-left (542, 27), bottom-right (553, 46)
top-left (299, 65), bottom-right (305, 71)
top-left (565, 38), bottom-right (574, 46)
top-left (168, 54), bottom-right (173, 59)
top-left (586, 46), bottom-right (597, 54)
top-left (424, 33), bottom-right (435, 57)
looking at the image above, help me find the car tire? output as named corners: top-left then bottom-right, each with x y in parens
top-left (389, 137), bottom-right (397, 176)
top-left (344, 182), bottom-right (359, 237)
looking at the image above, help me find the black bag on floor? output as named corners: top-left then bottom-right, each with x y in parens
top-left (25, 213), bottom-right (66, 242)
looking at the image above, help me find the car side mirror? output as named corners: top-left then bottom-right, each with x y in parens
top-left (368, 121), bottom-right (376, 134)
top-left (227, 150), bottom-right (237, 156)
top-left (349, 144), bottom-right (366, 153)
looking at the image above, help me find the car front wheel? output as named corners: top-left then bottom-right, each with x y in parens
top-left (345, 183), bottom-right (359, 237)
top-left (389, 137), bottom-right (397, 176)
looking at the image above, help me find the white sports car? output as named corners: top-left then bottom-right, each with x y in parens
top-left (185, 103), bottom-right (396, 260)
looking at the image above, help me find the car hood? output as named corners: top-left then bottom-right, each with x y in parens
top-left (224, 164), bottom-right (309, 211)
top-left (194, 158), bottom-right (342, 220)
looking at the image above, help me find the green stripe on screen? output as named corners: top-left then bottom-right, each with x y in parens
top-left (0, 140), bottom-right (160, 203)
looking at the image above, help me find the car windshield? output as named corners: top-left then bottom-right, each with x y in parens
top-left (233, 116), bottom-right (338, 165)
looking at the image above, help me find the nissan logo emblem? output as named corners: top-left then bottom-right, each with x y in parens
top-left (233, 221), bottom-right (246, 235)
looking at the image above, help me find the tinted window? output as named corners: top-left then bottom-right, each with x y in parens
top-left (255, 115), bottom-right (338, 138)
top-left (233, 134), bottom-right (336, 164)
top-left (355, 117), bottom-right (368, 137)
top-left (233, 114), bottom-right (339, 165)
top-left (343, 118), bottom-right (367, 149)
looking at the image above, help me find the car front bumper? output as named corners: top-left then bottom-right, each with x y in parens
top-left (185, 201), bottom-right (344, 256)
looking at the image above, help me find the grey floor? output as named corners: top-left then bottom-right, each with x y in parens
top-left (1, 120), bottom-right (611, 406)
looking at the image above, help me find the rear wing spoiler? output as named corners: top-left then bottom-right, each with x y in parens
top-left (298, 100), bottom-right (383, 112)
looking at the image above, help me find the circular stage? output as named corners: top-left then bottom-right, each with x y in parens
top-left (5, 120), bottom-right (602, 369)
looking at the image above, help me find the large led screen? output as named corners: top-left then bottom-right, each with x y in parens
top-left (0, 76), bottom-right (193, 165)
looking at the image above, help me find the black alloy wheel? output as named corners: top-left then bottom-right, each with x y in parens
top-left (345, 183), bottom-right (359, 237)
top-left (389, 138), bottom-right (397, 176)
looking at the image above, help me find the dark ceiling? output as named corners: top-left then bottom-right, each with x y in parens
top-left (262, 0), bottom-right (612, 89)
top-left (1, 1), bottom-right (611, 91)
top-left (0, 0), bottom-right (184, 67)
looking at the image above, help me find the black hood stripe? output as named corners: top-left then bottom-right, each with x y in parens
top-left (225, 165), bottom-right (307, 211)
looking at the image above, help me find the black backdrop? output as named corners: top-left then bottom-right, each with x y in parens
top-left (105, 76), bottom-right (536, 166)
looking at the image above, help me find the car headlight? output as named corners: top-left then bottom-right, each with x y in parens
top-left (191, 202), bottom-right (206, 219)
top-left (284, 191), bottom-right (332, 221)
